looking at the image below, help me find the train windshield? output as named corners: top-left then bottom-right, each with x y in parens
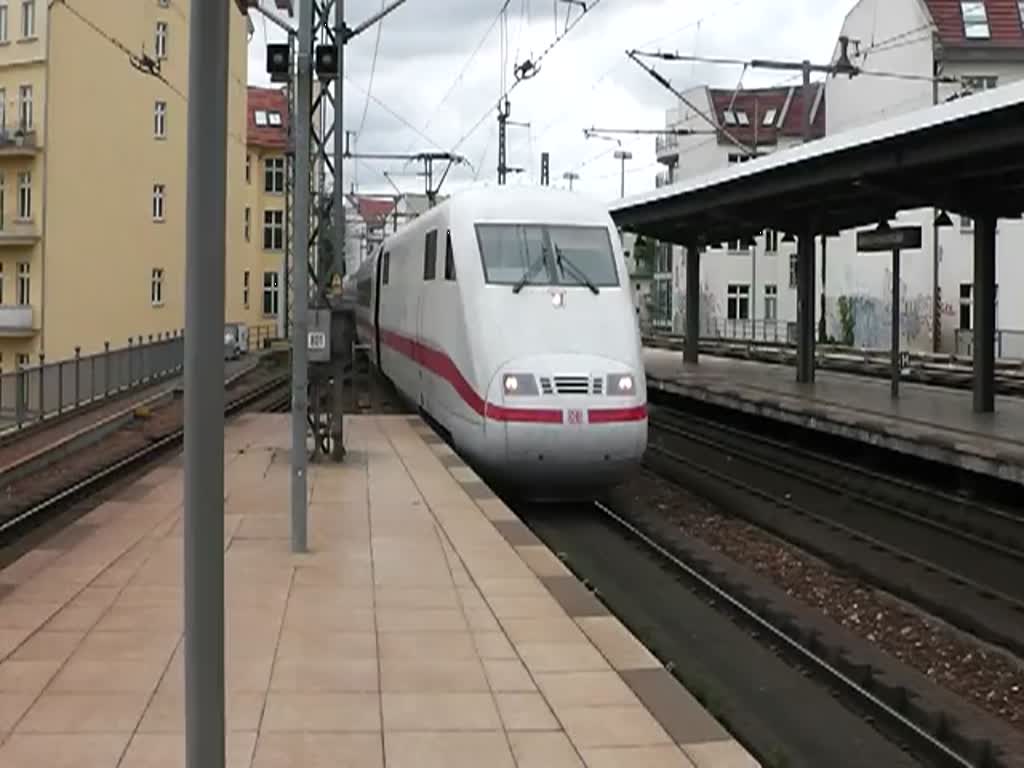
top-left (476, 224), bottom-right (620, 288)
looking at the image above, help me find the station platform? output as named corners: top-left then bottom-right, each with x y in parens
top-left (0, 413), bottom-right (756, 767)
top-left (644, 347), bottom-right (1024, 485)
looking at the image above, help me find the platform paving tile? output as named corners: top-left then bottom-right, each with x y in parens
top-left (0, 414), bottom-right (759, 767)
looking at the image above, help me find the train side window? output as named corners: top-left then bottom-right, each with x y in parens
top-left (382, 252), bottom-right (390, 285)
top-left (424, 230), bottom-right (437, 280)
top-left (444, 230), bottom-right (456, 281)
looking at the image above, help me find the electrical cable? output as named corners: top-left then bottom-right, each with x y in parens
top-left (356, 0), bottom-right (387, 140)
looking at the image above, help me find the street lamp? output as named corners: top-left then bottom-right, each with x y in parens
top-left (613, 149), bottom-right (632, 198)
top-left (563, 171), bottom-right (579, 191)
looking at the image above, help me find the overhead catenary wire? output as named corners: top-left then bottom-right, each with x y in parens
top-left (356, 0), bottom-right (387, 140)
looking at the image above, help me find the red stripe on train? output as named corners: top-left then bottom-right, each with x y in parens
top-left (364, 323), bottom-right (645, 425)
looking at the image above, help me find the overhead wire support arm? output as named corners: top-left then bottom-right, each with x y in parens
top-left (625, 49), bottom-right (755, 156)
top-left (344, 0), bottom-right (408, 42)
top-left (584, 126), bottom-right (716, 137)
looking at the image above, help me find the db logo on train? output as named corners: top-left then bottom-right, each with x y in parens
top-left (566, 409), bottom-right (584, 425)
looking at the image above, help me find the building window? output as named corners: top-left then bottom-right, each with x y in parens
top-left (789, 253), bottom-right (798, 288)
top-left (18, 85), bottom-right (31, 131)
top-left (764, 229), bottom-right (778, 253)
top-left (961, 1), bottom-right (990, 38)
top-left (0, 89), bottom-right (6, 131)
top-left (263, 210), bottom-right (283, 250)
top-left (267, 111), bottom-right (282, 126)
top-left (263, 271), bottom-right (279, 315)
top-left (0, 4), bottom-right (8, 44)
top-left (152, 184), bottom-right (165, 221)
top-left (20, 0), bottom-right (32, 38)
top-left (1019, 0), bottom-right (1024, 27)
top-left (254, 110), bottom-right (268, 127)
top-left (0, 173), bottom-right (5, 230)
top-left (962, 75), bottom-right (997, 93)
top-left (959, 283), bottom-right (972, 330)
top-left (764, 284), bottom-right (778, 321)
top-left (16, 171), bottom-right (29, 220)
top-left (245, 154), bottom-right (251, 184)
top-left (727, 284), bottom-right (750, 320)
top-left (155, 21), bottom-right (168, 59)
top-left (423, 229), bottom-right (437, 280)
top-left (724, 239), bottom-right (744, 252)
top-left (16, 352), bottom-right (27, 368)
top-left (444, 230), bottom-right (456, 281)
top-left (154, 100), bottom-right (166, 138)
top-left (244, 206), bottom-right (250, 242)
top-left (16, 261), bottom-right (28, 305)
top-left (243, 270), bottom-right (250, 309)
top-left (960, 215), bottom-right (973, 231)
top-left (762, 108), bottom-right (777, 127)
top-left (151, 268), bottom-right (164, 306)
top-left (264, 156), bottom-right (284, 193)
top-left (0, 263), bottom-right (4, 303)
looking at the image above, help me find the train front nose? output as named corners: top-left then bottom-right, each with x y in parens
top-left (483, 354), bottom-right (647, 496)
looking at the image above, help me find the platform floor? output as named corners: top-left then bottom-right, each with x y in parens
top-left (645, 347), bottom-right (1024, 483)
top-left (0, 413), bottom-right (755, 767)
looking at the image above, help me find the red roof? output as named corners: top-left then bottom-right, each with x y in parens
top-left (708, 83), bottom-right (825, 146)
top-left (923, 0), bottom-right (1024, 47)
top-left (354, 197), bottom-right (396, 224)
top-left (247, 86), bottom-right (288, 150)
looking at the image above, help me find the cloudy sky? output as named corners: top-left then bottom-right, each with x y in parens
top-left (247, 0), bottom-right (856, 203)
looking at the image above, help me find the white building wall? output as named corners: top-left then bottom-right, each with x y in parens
top-left (820, 0), bottom-right (1024, 355)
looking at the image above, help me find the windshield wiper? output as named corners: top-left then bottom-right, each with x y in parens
top-left (512, 250), bottom-right (549, 293)
top-left (554, 244), bottom-right (600, 295)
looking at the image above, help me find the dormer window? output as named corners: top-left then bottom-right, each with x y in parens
top-left (961, 1), bottom-right (990, 39)
top-left (762, 108), bottom-right (777, 127)
top-left (254, 110), bottom-right (268, 126)
top-left (722, 110), bottom-right (737, 126)
top-left (268, 111), bottom-right (282, 126)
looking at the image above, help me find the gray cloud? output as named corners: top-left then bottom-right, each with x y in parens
top-left (248, 0), bottom-right (856, 200)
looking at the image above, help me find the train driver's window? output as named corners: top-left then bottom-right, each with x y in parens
top-left (424, 230), bottom-right (438, 280)
top-left (382, 252), bottom-right (390, 285)
top-left (444, 230), bottom-right (456, 281)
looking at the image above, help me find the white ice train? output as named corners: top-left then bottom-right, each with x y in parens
top-left (344, 184), bottom-right (647, 499)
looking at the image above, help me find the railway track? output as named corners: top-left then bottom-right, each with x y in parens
top-left (646, 406), bottom-right (1024, 660)
top-left (0, 371), bottom-right (290, 547)
top-left (520, 500), bottom-right (976, 768)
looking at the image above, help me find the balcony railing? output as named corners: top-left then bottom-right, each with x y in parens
top-left (0, 305), bottom-right (34, 334)
top-left (655, 133), bottom-right (679, 158)
top-left (0, 129), bottom-right (39, 156)
top-left (0, 221), bottom-right (40, 246)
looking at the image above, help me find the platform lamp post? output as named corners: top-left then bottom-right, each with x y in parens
top-left (613, 149), bottom-right (632, 198)
top-left (933, 210), bottom-right (954, 352)
top-left (563, 171), bottom-right (579, 191)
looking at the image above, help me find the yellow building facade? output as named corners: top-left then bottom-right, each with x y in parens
top-left (244, 86), bottom-right (289, 339)
top-left (0, 0), bottom-right (256, 368)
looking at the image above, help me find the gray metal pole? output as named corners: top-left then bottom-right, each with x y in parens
top-left (291, 0), bottom-right (312, 552)
top-left (819, 235), bottom-right (827, 343)
top-left (972, 215), bottom-right (996, 413)
top-left (891, 248), bottom-right (900, 399)
top-left (684, 244), bottom-right (700, 364)
top-left (802, 61), bottom-right (812, 143)
top-left (282, 42), bottom-right (294, 340)
top-left (796, 225), bottom-right (816, 383)
top-left (183, 0), bottom-right (228, 765)
top-left (334, 0), bottom-right (346, 280)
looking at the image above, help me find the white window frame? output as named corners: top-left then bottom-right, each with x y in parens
top-left (262, 271), bottom-right (279, 316)
top-left (20, 0), bottom-right (33, 39)
top-left (155, 20), bottom-right (168, 59)
top-left (18, 84), bottom-right (31, 131)
top-left (0, 3), bottom-right (8, 44)
top-left (734, 110), bottom-right (749, 126)
top-left (151, 268), bottom-right (164, 306)
top-left (16, 170), bottom-right (30, 220)
top-left (152, 183), bottom-right (165, 221)
top-left (961, 1), bottom-right (990, 39)
top-left (762, 108), bottom-right (777, 127)
top-left (764, 284), bottom-right (778, 321)
top-left (264, 156), bottom-right (284, 193)
top-left (789, 253), bottom-right (798, 288)
top-left (263, 210), bottom-right (283, 250)
top-left (267, 111), bottom-right (282, 126)
top-left (727, 283), bottom-right (751, 320)
top-left (16, 261), bottom-right (28, 305)
top-left (154, 100), bottom-right (167, 138)
top-left (254, 110), bottom-right (268, 127)
top-left (722, 110), bottom-right (738, 126)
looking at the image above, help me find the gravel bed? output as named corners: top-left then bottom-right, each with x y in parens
top-left (612, 468), bottom-right (1024, 731)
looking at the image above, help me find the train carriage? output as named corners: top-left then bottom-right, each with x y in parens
top-left (346, 184), bottom-right (647, 500)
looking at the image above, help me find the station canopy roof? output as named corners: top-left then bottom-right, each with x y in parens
top-left (610, 79), bottom-right (1024, 246)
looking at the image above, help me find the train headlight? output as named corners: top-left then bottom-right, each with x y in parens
top-left (607, 373), bottom-right (635, 394)
top-left (503, 373), bottom-right (539, 396)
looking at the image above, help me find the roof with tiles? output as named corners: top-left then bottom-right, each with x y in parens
top-left (707, 83), bottom-right (825, 146)
top-left (247, 86), bottom-right (288, 150)
top-left (923, 0), bottom-right (1024, 47)
top-left (353, 197), bottom-right (396, 224)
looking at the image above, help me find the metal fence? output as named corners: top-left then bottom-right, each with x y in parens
top-left (955, 329), bottom-right (1024, 361)
top-left (702, 318), bottom-right (794, 344)
top-left (0, 323), bottom-right (278, 432)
